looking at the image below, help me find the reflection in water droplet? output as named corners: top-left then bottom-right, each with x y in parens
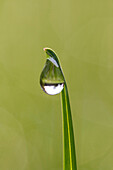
top-left (40, 82), bottom-right (64, 95)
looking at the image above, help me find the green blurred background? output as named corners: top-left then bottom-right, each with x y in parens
top-left (0, 0), bottom-right (113, 169)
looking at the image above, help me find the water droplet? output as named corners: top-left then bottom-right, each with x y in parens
top-left (40, 59), bottom-right (65, 95)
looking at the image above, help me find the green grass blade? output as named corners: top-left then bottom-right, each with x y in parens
top-left (40, 47), bottom-right (77, 170)
top-left (61, 83), bottom-right (77, 170)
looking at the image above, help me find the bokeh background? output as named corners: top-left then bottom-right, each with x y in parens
top-left (0, 0), bottom-right (113, 169)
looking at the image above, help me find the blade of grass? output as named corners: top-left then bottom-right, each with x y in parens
top-left (40, 47), bottom-right (77, 170)
top-left (61, 83), bottom-right (77, 170)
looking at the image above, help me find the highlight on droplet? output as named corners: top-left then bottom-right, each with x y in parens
top-left (40, 81), bottom-right (64, 95)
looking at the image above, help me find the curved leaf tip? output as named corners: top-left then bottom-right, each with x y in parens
top-left (43, 47), bottom-right (60, 68)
